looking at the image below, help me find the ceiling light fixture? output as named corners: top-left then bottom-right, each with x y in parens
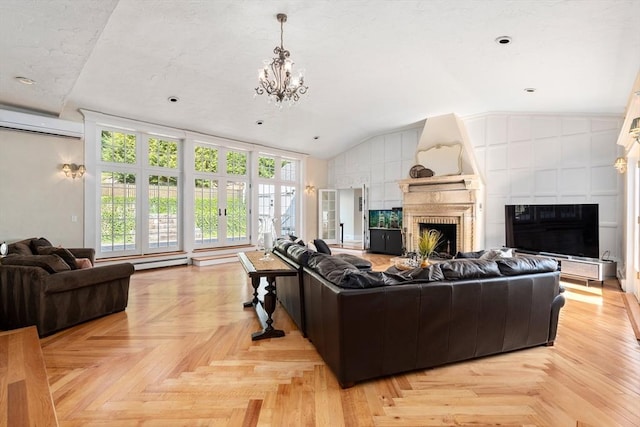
top-left (495, 36), bottom-right (512, 45)
top-left (167, 96), bottom-right (179, 103)
top-left (255, 13), bottom-right (308, 107)
top-left (524, 88), bottom-right (536, 93)
top-left (16, 76), bottom-right (36, 85)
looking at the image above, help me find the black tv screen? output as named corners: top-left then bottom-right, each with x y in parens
top-left (505, 204), bottom-right (599, 258)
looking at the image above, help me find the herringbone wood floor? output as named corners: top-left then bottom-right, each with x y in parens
top-left (39, 254), bottom-right (640, 426)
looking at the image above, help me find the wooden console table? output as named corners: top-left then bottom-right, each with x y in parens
top-left (238, 251), bottom-right (297, 340)
top-left (0, 326), bottom-right (58, 426)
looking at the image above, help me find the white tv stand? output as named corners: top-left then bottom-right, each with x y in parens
top-left (515, 251), bottom-right (616, 286)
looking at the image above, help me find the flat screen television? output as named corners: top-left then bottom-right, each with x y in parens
top-left (505, 204), bottom-right (599, 259)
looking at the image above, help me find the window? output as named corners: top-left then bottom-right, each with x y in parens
top-left (100, 130), bottom-right (138, 254)
top-left (257, 156), bottom-right (299, 238)
top-left (86, 112), bottom-right (302, 260)
top-left (194, 144), bottom-right (249, 247)
top-left (100, 171), bottom-right (136, 252)
top-left (97, 129), bottom-right (181, 256)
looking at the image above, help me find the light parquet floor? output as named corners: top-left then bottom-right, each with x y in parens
top-left (38, 254), bottom-right (640, 426)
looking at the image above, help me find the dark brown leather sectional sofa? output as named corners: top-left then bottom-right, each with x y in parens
top-left (273, 239), bottom-right (565, 388)
top-left (0, 238), bottom-right (134, 337)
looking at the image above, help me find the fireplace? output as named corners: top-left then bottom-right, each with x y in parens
top-left (419, 222), bottom-right (457, 255)
top-left (399, 175), bottom-right (483, 254)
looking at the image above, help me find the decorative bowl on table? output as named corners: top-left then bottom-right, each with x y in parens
top-left (391, 257), bottom-right (420, 271)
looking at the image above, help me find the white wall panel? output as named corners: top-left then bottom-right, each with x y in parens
top-left (591, 130), bottom-right (619, 165)
top-left (370, 136), bottom-right (385, 164)
top-left (508, 116), bottom-right (531, 142)
top-left (559, 168), bottom-right (589, 194)
top-left (562, 117), bottom-right (589, 135)
top-left (486, 115), bottom-right (508, 145)
top-left (590, 166), bottom-right (617, 194)
top-left (486, 170), bottom-right (509, 195)
top-left (486, 145), bottom-right (508, 171)
top-left (509, 169), bottom-right (533, 195)
top-left (560, 134), bottom-right (590, 167)
top-left (401, 129), bottom-right (419, 159)
top-left (534, 137), bottom-right (560, 169)
top-left (532, 117), bottom-right (559, 139)
top-left (384, 133), bottom-right (402, 162)
top-left (592, 195), bottom-right (618, 224)
top-left (508, 141), bottom-right (532, 170)
top-left (534, 170), bottom-right (558, 194)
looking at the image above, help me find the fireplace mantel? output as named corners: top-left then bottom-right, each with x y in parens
top-left (400, 174), bottom-right (483, 254)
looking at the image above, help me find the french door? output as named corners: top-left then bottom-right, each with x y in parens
top-left (318, 189), bottom-right (339, 244)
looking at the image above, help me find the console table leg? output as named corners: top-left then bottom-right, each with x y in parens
top-left (243, 276), bottom-right (261, 308)
top-left (251, 277), bottom-right (285, 341)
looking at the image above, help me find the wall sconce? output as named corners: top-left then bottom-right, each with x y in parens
top-left (304, 185), bottom-right (316, 194)
top-left (614, 157), bottom-right (627, 174)
top-left (630, 116), bottom-right (640, 143)
top-left (62, 163), bottom-right (86, 179)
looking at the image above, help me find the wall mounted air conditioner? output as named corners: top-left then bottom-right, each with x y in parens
top-left (0, 108), bottom-right (84, 139)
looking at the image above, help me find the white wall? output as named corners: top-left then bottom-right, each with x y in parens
top-left (466, 113), bottom-right (623, 260)
top-left (303, 156), bottom-right (328, 241)
top-left (0, 129), bottom-right (84, 247)
top-left (329, 113), bottom-right (624, 260)
top-left (329, 126), bottom-right (422, 210)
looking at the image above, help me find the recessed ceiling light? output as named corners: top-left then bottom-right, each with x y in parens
top-left (167, 96), bottom-right (179, 103)
top-left (256, 120), bottom-right (264, 125)
top-left (313, 136), bottom-right (319, 140)
top-left (15, 76), bottom-right (36, 85)
top-left (495, 36), bottom-right (512, 45)
top-left (524, 88), bottom-right (536, 93)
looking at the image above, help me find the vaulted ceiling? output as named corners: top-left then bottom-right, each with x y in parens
top-left (1, 0), bottom-right (639, 159)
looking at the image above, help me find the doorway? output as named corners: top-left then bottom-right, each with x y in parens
top-left (337, 187), bottom-right (364, 250)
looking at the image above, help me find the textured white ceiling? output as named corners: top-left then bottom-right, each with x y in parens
top-left (1, 0), bottom-right (639, 159)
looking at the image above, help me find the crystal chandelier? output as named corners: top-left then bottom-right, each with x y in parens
top-left (255, 13), bottom-right (308, 106)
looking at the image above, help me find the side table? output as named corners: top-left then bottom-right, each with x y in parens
top-left (238, 251), bottom-right (297, 340)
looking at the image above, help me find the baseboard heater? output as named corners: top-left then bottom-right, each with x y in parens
top-left (131, 256), bottom-right (188, 270)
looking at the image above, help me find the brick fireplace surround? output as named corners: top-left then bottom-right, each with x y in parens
top-left (399, 175), bottom-right (483, 255)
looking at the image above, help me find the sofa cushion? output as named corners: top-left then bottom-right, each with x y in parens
top-left (29, 237), bottom-right (53, 254)
top-left (495, 255), bottom-right (558, 276)
top-left (400, 263), bottom-right (445, 282)
top-left (337, 270), bottom-right (390, 289)
top-left (274, 238), bottom-right (293, 255)
top-left (454, 250), bottom-right (486, 259)
top-left (334, 253), bottom-right (373, 270)
top-left (438, 259), bottom-right (501, 280)
top-left (479, 248), bottom-right (513, 260)
top-left (307, 253), bottom-right (359, 284)
top-left (288, 234), bottom-right (305, 246)
top-left (1, 254), bottom-right (71, 273)
top-left (287, 244), bottom-right (315, 267)
top-left (9, 242), bottom-right (33, 256)
top-left (75, 258), bottom-right (93, 269)
top-left (36, 246), bottom-right (78, 270)
top-left (313, 239), bottom-right (332, 254)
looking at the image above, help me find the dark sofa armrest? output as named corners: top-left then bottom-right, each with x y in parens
top-left (44, 263), bottom-right (134, 294)
top-left (67, 248), bottom-right (96, 265)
